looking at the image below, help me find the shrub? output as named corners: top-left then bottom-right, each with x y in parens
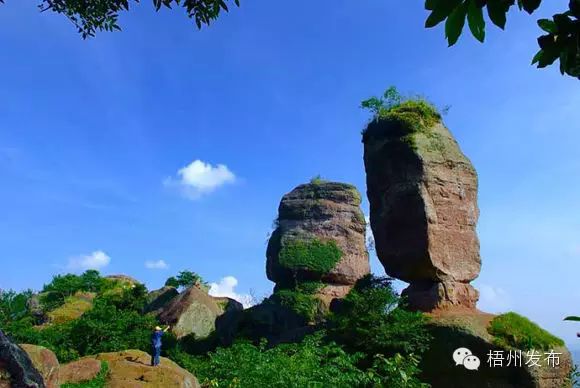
top-left (328, 275), bottom-right (431, 358)
top-left (488, 312), bottom-right (565, 350)
top-left (271, 289), bottom-right (321, 322)
top-left (360, 87), bottom-right (443, 149)
top-left (41, 270), bottom-right (116, 311)
top-left (0, 289), bottom-right (33, 324)
top-left (170, 332), bottom-right (427, 387)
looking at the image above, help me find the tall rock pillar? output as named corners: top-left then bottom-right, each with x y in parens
top-left (363, 110), bottom-right (481, 311)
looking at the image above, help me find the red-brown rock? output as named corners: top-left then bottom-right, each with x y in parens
top-left (59, 358), bottom-right (102, 385)
top-left (266, 181), bottom-right (370, 302)
top-left (363, 118), bottom-right (481, 311)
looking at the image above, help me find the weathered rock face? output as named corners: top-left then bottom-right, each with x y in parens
top-left (86, 350), bottom-right (200, 388)
top-left (158, 286), bottom-right (222, 339)
top-left (363, 118), bottom-right (481, 311)
top-left (59, 358), bottom-right (102, 385)
top-left (0, 330), bottom-right (45, 388)
top-left (19, 345), bottom-right (59, 388)
top-left (266, 181), bottom-right (370, 302)
top-left (144, 286), bottom-right (179, 315)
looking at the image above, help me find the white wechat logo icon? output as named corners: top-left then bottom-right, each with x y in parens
top-left (453, 347), bottom-right (480, 370)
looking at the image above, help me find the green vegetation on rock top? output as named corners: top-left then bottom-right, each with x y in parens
top-left (361, 87), bottom-right (443, 149)
top-left (279, 238), bottom-right (343, 274)
top-left (488, 312), bottom-right (565, 351)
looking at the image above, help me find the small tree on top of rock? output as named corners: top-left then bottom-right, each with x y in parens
top-left (166, 270), bottom-right (209, 291)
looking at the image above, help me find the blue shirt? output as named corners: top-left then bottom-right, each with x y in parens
top-left (151, 331), bottom-right (164, 348)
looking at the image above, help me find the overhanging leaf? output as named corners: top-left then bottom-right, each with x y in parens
top-left (445, 2), bottom-right (468, 46)
top-left (487, 0), bottom-right (508, 29)
top-left (538, 19), bottom-right (558, 34)
top-left (467, 0), bottom-right (485, 42)
top-left (564, 316), bottom-right (580, 321)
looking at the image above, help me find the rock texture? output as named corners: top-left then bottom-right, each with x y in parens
top-left (420, 311), bottom-right (572, 388)
top-left (0, 330), bottom-right (45, 388)
top-left (363, 118), bottom-right (481, 311)
top-left (266, 181), bottom-right (370, 303)
top-left (158, 286), bottom-right (222, 339)
top-left (144, 286), bottom-right (179, 315)
top-left (59, 358), bottom-right (102, 385)
top-left (19, 345), bottom-right (59, 388)
top-left (86, 350), bottom-right (200, 388)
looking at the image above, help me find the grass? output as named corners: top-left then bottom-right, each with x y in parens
top-left (279, 238), bottom-right (343, 274)
top-left (61, 361), bottom-right (109, 388)
top-left (488, 312), bottom-right (565, 351)
top-left (47, 292), bottom-right (95, 324)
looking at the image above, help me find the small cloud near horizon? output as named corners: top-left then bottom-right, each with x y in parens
top-left (145, 259), bottom-right (169, 270)
top-left (477, 284), bottom-right (512, 313)
top-left (65, 250), bottom-right (111, 272)
top-left (164, 159), bottom-right (236, 200)
top-left (208, 276), bottom-right (253, 308)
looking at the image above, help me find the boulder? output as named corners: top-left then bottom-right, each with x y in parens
top-left (144, 286), bottom-right (179, 315)
top-left (26, 294), bottom-right (48, 324)
top-left (363, 116), bottom-right (481, 311)
top-left (85, 350), bottom-right (200, 388)
top-left (19, 345), bottom-right (59, 388)
top-left (59, 358), bottom-right (102, 385)
top-left (266, 181), bottom-right (370, 303)
top-left (0, 330), bottom-right (45, 388)
top-left (212, 296), bottom-right (244, 313)
top-left (158, 287), bottom-right (222, 339)
top-left (420, 311), bottom-right (572, 388)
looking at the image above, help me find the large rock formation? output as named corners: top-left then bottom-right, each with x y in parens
top-left (0, 330), bottom-right (45, 388)
top-left (84, 350), bottom-right (200, 388)
top-left (144, 286), bottom-right (179, 315)
top-left (18, 345), bottom-right (59, 388)
top-left (158, 286), bottom-right (223, 339)
top-left (363, 115), bottom-right (480, 311)
top-left (266, 181), bottom-right (370, 305)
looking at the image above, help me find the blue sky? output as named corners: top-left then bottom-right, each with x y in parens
top-left (1, 1), bottom-right (579, 347)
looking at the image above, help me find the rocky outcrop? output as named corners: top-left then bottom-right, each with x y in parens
top-left (58, 358), bottom-right (102, 385)
top-left (420, 311), bottom-right (572, 388)
top-left (18, 345), bottom-right (59, 388)
top-left (266, 181), bottom-right (370, 305)
top-left (363, 117), bottom-right (480, 311)
top-left (158, 286), bottom-right (222, 339)
top-left (0, 330), bottom-right (45, 388)
top-left (144, 286), bottom-right (179, 315)
top-left (85, 350), bottom-right (200, 388)
top-left (46, 292), bottom-right (95, 325)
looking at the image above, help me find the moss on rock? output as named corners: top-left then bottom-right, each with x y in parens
top-left (278, 238), bottom-right (343, 274)
top-left (488, 312), bottom-right (565, 351)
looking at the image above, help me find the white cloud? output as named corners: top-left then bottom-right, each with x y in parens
top-left (165, 159), bottom-right (236, 200)
top-left (208, 276), bottom-right (253, 308)
top-left (66, 251), bottom-right (111, 271)
top-left (145, 259), bottom-right (169, 270)
top-left (477, 284), bottom-right (512, 313)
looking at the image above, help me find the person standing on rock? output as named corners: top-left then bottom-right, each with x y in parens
top-left (151, 325), bottom-right (170, 367)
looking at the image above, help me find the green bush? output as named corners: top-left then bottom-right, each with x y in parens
top-left (328, 275), bottom-right (431, 358)
top-left (0, 289), bottom-right (33, 324)
top-left (279, 238), bottom-right (342, 274)
top-left (271, 289), bottom-right (321, 322)
top-left (170, 332), bottom-right (427, 388)
top-left (41, 270), bottom-right (116, 311)
top-left (61, 361), bottom-right (109, 388)
top-left (488, 312), bottom-right (565, 350)
top-left (361, 87), bottom-right (443, 149)
top-left (4, 297), bottom-right (161, 362)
